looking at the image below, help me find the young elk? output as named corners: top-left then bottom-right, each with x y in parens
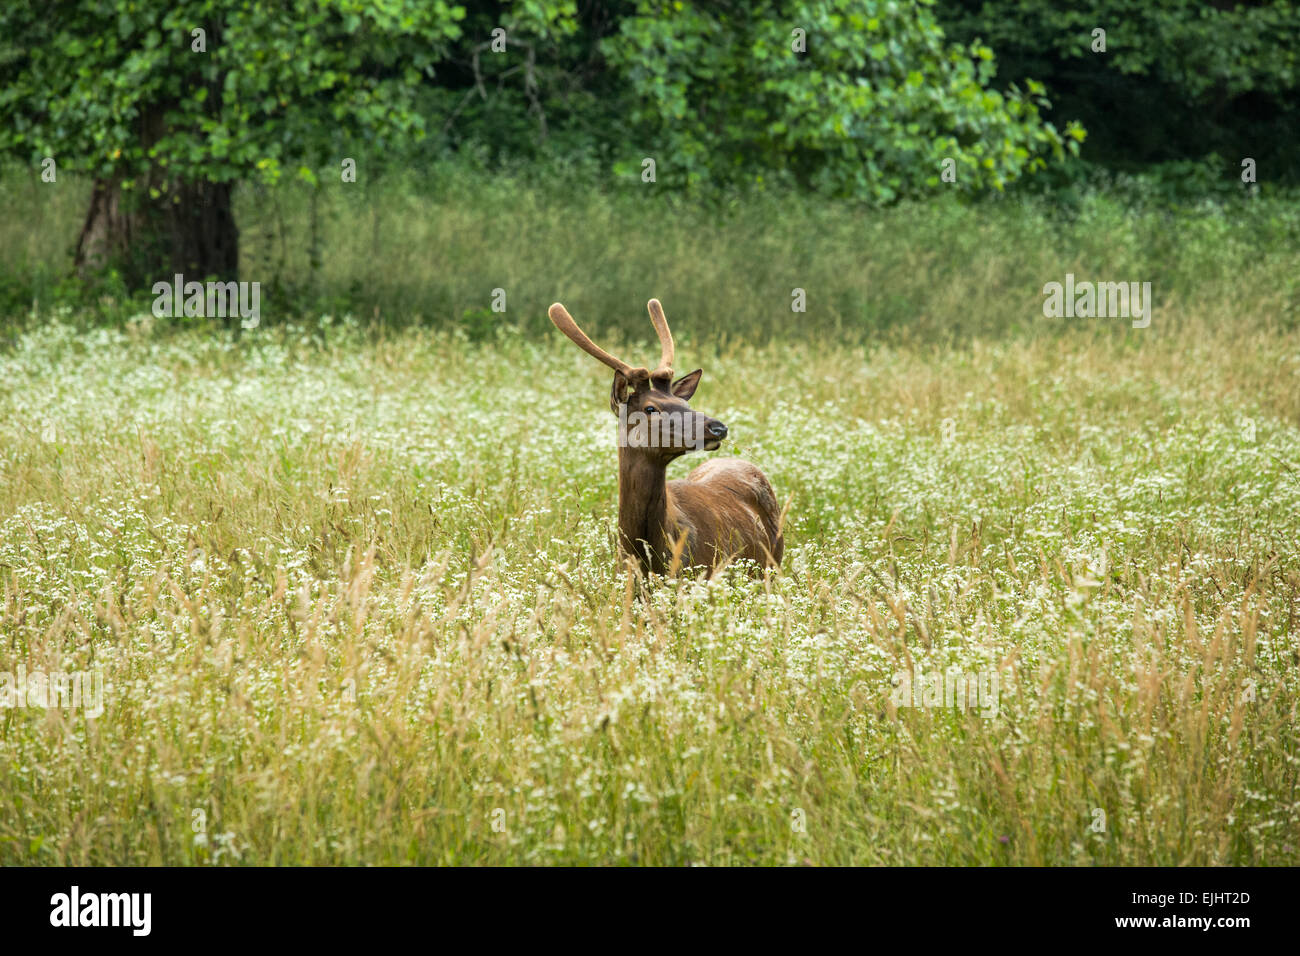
top-left (548, 298), bottom-right (784, 576)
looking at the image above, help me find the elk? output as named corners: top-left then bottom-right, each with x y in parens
top-left (548, 298), bottom-right (784, 576)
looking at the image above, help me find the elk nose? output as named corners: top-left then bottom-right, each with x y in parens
top-left (706, 421), bottom-right (728, 439)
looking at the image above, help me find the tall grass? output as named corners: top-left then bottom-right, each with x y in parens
top-left (0, 302), bottom-right (1296, 863)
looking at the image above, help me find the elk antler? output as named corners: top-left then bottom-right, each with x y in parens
top-left (548, 303), bottom-right (633, 375)
top-left (647, 298), bottom-right (674, 378)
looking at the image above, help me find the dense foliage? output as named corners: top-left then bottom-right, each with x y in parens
top-left (0, 1), bottom-right (471, 186)
top-left (937, 0), bottom-right (1300, 190)
top-left (601, 0), bottom-right (1081, 198)
top-left (0, 2), bottom-right (1076, 220)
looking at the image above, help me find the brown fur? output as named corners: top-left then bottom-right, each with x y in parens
top-left (620, 451), bottom-right (785, 575)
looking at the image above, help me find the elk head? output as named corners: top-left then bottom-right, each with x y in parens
top-left (547, 298), bottom-right (727, 463)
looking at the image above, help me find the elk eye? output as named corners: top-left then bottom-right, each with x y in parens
top-left (643, 405), bottom-right (658, 414)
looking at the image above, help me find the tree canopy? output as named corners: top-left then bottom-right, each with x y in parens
top-left (1, 0), bottom-right (1292, 290)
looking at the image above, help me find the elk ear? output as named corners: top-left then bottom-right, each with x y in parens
top-left (610, 369), bottom-right (632, 413)
top-left (671, 368), bottom-right (702, 400)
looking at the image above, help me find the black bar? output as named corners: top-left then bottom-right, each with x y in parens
top-left (0, 866), bottom-right (1285, 943)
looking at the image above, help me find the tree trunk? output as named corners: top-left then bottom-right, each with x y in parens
top-left (74, 176), bottom-right (239, 290)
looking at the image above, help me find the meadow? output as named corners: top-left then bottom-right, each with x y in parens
top-left (0, 173), bottom-right (1298, 864)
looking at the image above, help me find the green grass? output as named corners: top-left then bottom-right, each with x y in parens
top-left (1, 300), bottom-right (1297, 864)
top-left (3, 166), bottom-right (1299, 345)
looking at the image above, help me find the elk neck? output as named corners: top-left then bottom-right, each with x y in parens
top-left (616, 445), bottom-right (677, 568)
